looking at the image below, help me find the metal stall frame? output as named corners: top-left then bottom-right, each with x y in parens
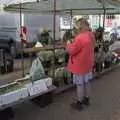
top-left (0, 0), bottom-right (119, 115)
top-left (19, 3), bottom-right (25, 77)
top-left (3, 0), bottom-right (120, 90)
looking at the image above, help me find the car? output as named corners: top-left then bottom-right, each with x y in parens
top-left (0, 37), bottom-right (14, 73)
top-left (109, 26), bottom-right (120, 40)
top-left (0, 27), bottom-right (33, 58)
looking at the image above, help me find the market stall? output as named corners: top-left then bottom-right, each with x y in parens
top-left (3, 0), bottom-right (120, 14)
top-left (106, 0), bottom-right (120, 8)
top-left (0, 0), bottom-right (120, 119)
top-left (3, 0), bottom-right (120, 84)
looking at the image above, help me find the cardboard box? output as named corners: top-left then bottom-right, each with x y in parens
top-left (28, 79), bottom-right (48, 96)
top-left (44, 77), bottom-right (52, 87)
top-left (20, 88), bottom-right (29, 99)
top-left (1, 87), bottom-right (29, 105)
top-left (2, 89), bottom-right (22, 105)
top-left (0, 77), bottom-right (52, 106)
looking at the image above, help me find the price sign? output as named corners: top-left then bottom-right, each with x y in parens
top-left (60, 16), bottom-right (73, 29)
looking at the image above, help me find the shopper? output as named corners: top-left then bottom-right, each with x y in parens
top-left (63, 30), bottom-right (73, 65)
top-left (65, 18), bottom-right (95, 110)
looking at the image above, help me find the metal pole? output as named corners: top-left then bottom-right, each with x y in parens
top-left (99, 14), bottom-right (101, 27)
top-left (20, 3), bottom-right (25, 77)
top-left (102, 0), bottom-right (106, 31)
top-left (53, 0), bottom-right (56, 42)
top-left (52, 0), bottom-right (56, 80)
top-left (70, 10), bottom-right (73, 31)
top-left (70, 10), bottom-right (73, 39)
top-left (103, 9), bottom-right (106, 30)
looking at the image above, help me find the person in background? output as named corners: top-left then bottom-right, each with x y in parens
top-left (37, 28), bottom-right (53, 46)
top-left (62, 30), bottom-right (73, 65)
top-left (94, 44), bottom-right (104, 73)
top-left (65, 18), bottom-right (95, 110)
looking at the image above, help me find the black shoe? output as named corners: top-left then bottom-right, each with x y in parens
top-left (82, 97), bottom-right (90, 106)
top-left (71, 101), bottom-right (83, 111)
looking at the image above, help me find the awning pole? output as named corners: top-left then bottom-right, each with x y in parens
top-left (20, 3), bottom-right (25, 77)
top-left (99, 14), bottom-right (101, 27)
top-left (70, 10), bottom-right (73, 30)
top-left (102, 0), bottom-right (106, 30)
top-left (103, 8), bottom-right (106, 30)
top-left (70, 9), bottom-right (73, 38)
top-left (52, 0), bottom-right (56, 80)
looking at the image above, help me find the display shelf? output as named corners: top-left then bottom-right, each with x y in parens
top-left (23, 45), bottom-right (65, 53)
top-left (54, 84), bottom-right (74, 94)
top-left (94, 63), bottom-right (120, 78)
top-left (44, 64), bottom-right (65, 72)
top-left (54, 63), bottom-right (120, 95)
top-left (0, 85), bottom-right (56, 111)
top-left (0, 64), bottom-right (119, 111)
top-left (21, 43), bottom-right (120, 98)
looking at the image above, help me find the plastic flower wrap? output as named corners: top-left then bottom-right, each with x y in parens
top-left (95, 46), bottom-right (105, 63)
top-left (55, 49), bottom-right (65, 65)
top-left (16, 75), bottom-right (31, 86)
top-left (0, 83), bottom-right (22, 95)
top-left (48, 67), bottom-right (64, 82)
top-left (37, 28), bottom-right (53, 46)
top-left (38, 50), bottom-right (53, 62)
top-left (63, 69), bottom-right (72, 83)
top-left (29, 57), bottom-right (45, 81)
top-left (48, 67), bottom-right (72, 82)
top-left (104, 51), bottom-right (113, 62)
top-left (37, 50), bottom-right (54, 67)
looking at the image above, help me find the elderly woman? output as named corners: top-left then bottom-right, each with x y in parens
top-left (65, 18), bottom-right (95, 110)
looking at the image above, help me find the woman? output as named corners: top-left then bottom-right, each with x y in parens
top-left (65, 18), bottom-right (95, 110)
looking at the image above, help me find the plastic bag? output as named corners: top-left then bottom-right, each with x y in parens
top-left (48, 67), bottom-right (72, 83)
top-left (29, 57), bottom-right (45, 81)
top-left (104, 51), bottom-right (112, 62)
top-left (55, 49), bottom-right (65, 64)
top-left (63, 69), bottom-right (72, 81)
top-left (37, 51), bottom-right (53, 62)
top-left (48, 68), bottom-right (64, 82)
top-left (35, 41), bottom-right (43, 47)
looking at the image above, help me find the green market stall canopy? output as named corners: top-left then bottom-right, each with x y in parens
top-left (106, 0), bottom-right (120, 7)
top-left (2, 0), bottom-right (120, 15)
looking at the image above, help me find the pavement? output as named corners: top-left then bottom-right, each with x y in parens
top-left (11, 66), bottom-right (120, 120)
top-left (109, 41), bottom-right (120, 51)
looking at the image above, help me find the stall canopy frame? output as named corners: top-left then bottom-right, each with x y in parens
top-left (106, 0), bottom-right (120, 8)
top-left (3, 0), bottom-right (120, 15)
top-left (3, 0), bottom-right (120, 78)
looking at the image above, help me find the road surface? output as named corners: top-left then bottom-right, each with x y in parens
top-left (11, 66), bottom-right (120, 120)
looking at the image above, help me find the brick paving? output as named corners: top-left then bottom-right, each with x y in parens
top-left (11, 66), bottom-right (120, 120)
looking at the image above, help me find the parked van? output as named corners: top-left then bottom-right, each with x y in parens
top-left (0, 11), bottom-right (60, 57)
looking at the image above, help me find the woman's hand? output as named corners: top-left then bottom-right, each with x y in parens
top-left (66, 40), bottom-right (71, 45)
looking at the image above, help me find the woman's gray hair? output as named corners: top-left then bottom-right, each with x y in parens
top-left (75, 18), bottom-right (90, 31)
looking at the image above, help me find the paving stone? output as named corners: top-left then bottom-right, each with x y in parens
top-left (12, 67), bottom-right (120, 120)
